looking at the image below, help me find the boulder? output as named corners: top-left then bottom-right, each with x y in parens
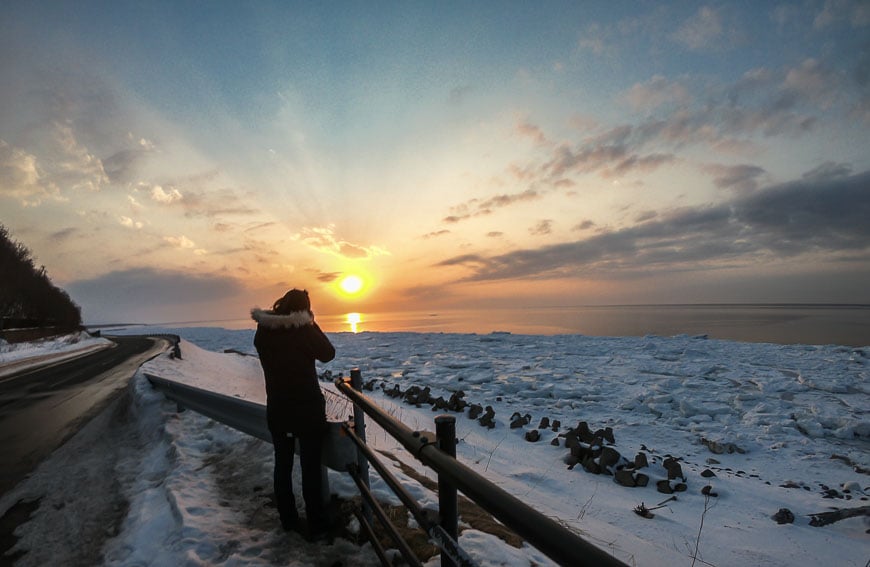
top-left (614, 469), bottom-right (636, 487)
top-left (772, 508), bottom-right (795, 524)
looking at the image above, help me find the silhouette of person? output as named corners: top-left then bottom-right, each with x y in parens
top-left (251, 289), bottom-right (335, 539)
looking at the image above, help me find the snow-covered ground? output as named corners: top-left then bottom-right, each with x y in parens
top-left (1, 328), bottom-right (869, 566)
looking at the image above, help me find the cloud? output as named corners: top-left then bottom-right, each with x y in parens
top-left (49, 227), bottom-right (78, 242)
top-left (164, 235), bottom-right (196, 249)
top-left (802, 161), bottom-right (852, 182)
top-left (295, 225), bottom-right (389, 259)
top-left (0, 139), bottom-right (61, 206)
top-left (516, 119), bottom-right (547, 144)
top-left (814, 0), bottom-right (870, 29)
top-left (49, 122), bottom-right (109, 192)
top-left (150, 185), bottom-right (183, 204)
top-left (444, 189), bottom-right (540, 223)
top-left (422, 229), bottom-right (451, 239)
top-left (622, 75), bottom-right (691, 111)
top-left (673, 6), bottom-right (724, 51)
top-left (437, 169), bottom-right (870, 281)
top-left (577, 22), bottom-right (608, 55)
top-left (119, 216), bottom-right (143, 229)
top-left (529, 220), bottom-right (553, 236)
top-left (66, 267), bottom-right (246, 316)
top-left (179, 188), bottom-right (260, 218)
top-left (102, 137), bottom-right (154, 183)
top-left (703, 163), bottom-right (767, 193)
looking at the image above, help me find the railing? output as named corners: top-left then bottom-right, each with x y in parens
top-left (146, 357), bottom-right (627, 566)
top-left (336, 369), bottom-right (627, 567)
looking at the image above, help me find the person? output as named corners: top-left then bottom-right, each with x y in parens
top-left (251, 289), bottom-right (336, 539)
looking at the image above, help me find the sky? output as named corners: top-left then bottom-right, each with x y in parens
top-left (1, 1), bottom-right (869, 325)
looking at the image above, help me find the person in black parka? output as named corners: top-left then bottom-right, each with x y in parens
top-left (252, 289), bottom-right (335, 538)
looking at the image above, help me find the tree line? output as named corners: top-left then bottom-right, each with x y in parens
top-left (0, 224), bottom-right (82, 330)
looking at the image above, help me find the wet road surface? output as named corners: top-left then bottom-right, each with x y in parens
top-left (0, 335), bottom-right (167, 497)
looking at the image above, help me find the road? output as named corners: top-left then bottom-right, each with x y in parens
top-left (0, 335), bottom-right (168, 497)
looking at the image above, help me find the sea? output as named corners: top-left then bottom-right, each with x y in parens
top-left (128, 304), bottom-right (870, 348)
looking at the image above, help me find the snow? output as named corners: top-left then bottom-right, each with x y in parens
top-left (2, 328), bottom-right (869, 566)
top-left (0, 331), bottom-right (113, 378)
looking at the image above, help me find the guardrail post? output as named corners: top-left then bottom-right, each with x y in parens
top-left (435, 414), bottom-right (458, 567)
top-left (350, 368), bottom-right (373, 524)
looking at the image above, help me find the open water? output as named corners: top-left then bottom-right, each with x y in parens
top-left (153, 304), bottom-right (870, 347)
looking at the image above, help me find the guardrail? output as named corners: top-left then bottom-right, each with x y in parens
top-left (146, 358), bottom-right (628, 566)
top-left (145, 374), bottom-right (271, 441)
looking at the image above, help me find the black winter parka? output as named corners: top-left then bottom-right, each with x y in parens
top-left (251, 308), bottom-right (336, 435)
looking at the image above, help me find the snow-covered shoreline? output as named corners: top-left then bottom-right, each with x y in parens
top-left (2, 329), bottom-right (869, 566)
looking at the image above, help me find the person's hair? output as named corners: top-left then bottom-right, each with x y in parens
top-left (273, 288), bottom-right (311, 314)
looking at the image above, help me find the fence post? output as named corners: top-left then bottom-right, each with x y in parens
top-left (350, 368), bottom-right (373, 524)
top-left (435, 414), bottom-right (458, 567)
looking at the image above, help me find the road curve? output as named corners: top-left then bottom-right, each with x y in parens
top-left (0, 335), bottom-right (168, 497)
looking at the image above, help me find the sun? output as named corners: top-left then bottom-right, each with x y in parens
top-left (338, 274), bottom-right (364, 295)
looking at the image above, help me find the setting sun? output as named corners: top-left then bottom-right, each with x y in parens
top-left (339, 274), bottom-right (364, 295)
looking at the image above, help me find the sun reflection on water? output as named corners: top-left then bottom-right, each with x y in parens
top-left (346, 312), bottom-right (362, 333)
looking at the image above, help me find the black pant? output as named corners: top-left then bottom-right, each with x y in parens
top-left (271, 430), bottom-right (327, 532)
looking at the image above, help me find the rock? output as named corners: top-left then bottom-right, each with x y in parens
top-left (538, 417), bottom-right (550, 429)
top-left (634, 452), bottom-right (649, 469)
top-left (571, 444), bottom-right (594, 460)
top-left (701, 485), bottom-right (718, 497)
top-left (576, 421), bottom-right (594, 443)
top-left (772, 508), bottom-right (795, 524)
top-left (524, 430), bottom-right (541, 442)
top-left (701, 469), bottom-right (716, 478)
top-left (385, 384), bottom-right (402, 398)
top-left (600, 427), bottom-right (615, 444)
top-left (582, 456), bottom-right (601, 475)
top-left (447, 391), bottom-right (467, 412)
top-left (467, 404), bottom-right (483, 419)
top-left (656, 480), bottom-right (674, 494)
top-left (701, 437), bottom-right (746, 455)
top-left (673, 483), bottom-right (688, 492)
top-left (599, 447), bottom-right (622, 470)
top-left (635, 473), bottom-right (650, 487)
top-left (614, 469), bottom-right (636, 487)
top-left (551, 419), bottom-right (561, 431)
top-left (478, 406), bottom-right (496, 429)
top-left (663, 457), bottom-right (684, 481)
top-left (550, 437), bottom-right (560, 447)
top-left (510, 412), bottom-right (528, 428)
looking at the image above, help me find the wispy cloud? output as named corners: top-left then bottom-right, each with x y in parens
top-left (438, 168), bottom-right (870, 281)
top-left (444, 189), bottom-right (540, 223)
top-left (294, 225), bottom-right (389, 259)
top-left (702, 163), bottom-right (767, 193)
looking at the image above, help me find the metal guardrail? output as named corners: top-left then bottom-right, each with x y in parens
top-left (145, 373), bottom-right (271, 442)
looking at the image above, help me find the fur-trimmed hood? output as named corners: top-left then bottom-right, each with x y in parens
top-left (251, 307), bottom-right (313, 329)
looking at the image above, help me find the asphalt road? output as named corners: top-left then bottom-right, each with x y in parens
top-left (0, 335), bottom-right (168, 497)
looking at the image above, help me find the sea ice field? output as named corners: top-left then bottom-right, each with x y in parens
top-left (1, 328), bottom-right (868, 566)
